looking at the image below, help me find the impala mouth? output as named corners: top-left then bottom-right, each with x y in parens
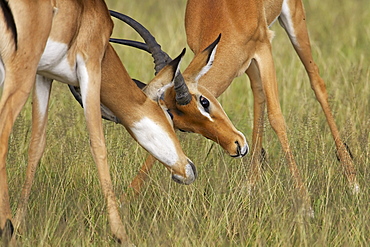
top-left (171, 160), bottom-right (197, 185)
top-left (230, 141), bottom-right (249, 158)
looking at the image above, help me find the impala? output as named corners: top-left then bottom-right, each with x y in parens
top-left (69, 11), bottom-right (250, 192)
top-left (108, 0), bottom-right (359, 214)
top-left (186, 0), bottom-right (358, 211)
top-left (0, 0), bottom-right (248, 245)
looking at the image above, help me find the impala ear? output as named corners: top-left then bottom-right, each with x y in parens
top-left (143, 49), bottom-right (185, 101)
top-left (183, 34), bottom-right (221, 84)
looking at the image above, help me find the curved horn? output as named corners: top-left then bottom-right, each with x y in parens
top-left (174, 73), bottom-right (191, 105)
top-left (110, 11), bottom-right (191, 105)
top-left (173, 49), bottom-right (191, 105)
top-left (110, 10), bottom-right (172, 74)
top-left (109, 38), bottom-right (150, 53)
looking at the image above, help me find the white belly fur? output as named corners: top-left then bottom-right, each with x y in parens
top-left (37, 39), bottom-right (79, 85)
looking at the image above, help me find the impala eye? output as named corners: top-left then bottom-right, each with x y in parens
top-left (200, 96), bottom-right (210, 113)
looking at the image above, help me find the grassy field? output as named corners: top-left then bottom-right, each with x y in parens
top-left (2, 0), bottom-right (370, 246)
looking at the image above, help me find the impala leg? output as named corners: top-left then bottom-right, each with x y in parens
top-left (246, 60), bottom-right (266, 191)
top-left (129, 154), bottom-right (157, 195)
top-left (279, 0), bottom-right (358, 193)
top-left (0, 71), bottom-right (37, 240)
top-left (78, 59), bottom-right (131, 245)
top-left (14, 76), bottom-right (52, 233)
top-left (255, 42), bottom-right (313, 216)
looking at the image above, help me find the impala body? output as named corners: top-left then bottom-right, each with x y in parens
top-left (0, 0), bottom-right (198, 244)
top-left (184, 0), bottom-right (358, 212)
top-left (126, 0), bottom-right (358, 211)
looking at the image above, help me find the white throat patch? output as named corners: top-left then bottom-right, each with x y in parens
top-left (37, 39), bottom-right (78, 85)
top-left (195, 44), bottom-right (218, 82)
top-left (131, 117), bottom-right (179, 166)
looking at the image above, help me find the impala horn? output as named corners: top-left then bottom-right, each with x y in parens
top-left (110, 10), bottom-right (192, 105)
top-left (173, 64), bottom-right (192, 105)
top-left (110, 10), bottom-right (170, 74)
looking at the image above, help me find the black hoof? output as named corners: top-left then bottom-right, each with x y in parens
top-left (336, 143), bottom-right (353, 161)
top-left (1, 219), bottom-right (14, 243)
top-left (260, 147), bottom-right (267, 163)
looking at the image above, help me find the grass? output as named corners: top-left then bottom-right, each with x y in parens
top-left (2, 0), bottom-right (370, 246)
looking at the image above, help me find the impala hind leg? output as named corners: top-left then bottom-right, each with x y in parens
top-left (129, 154), bottom-right (157, 195)
top-left (0, 71), bottom-right (37, 241)
top-left (78, 58), bottom-right (131, 245)
top-left (14, 76), bottom-right (52, 233)
top-left (255, 42), bottom-right (313, 216)
top-left (246, 60), bottom-right (267, 192)
top-left (279, 0), bottom-right (358, 193)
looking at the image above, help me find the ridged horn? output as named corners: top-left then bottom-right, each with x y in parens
top-left (110, 11), bottom-right (191, 105)
top-left (110, 10), bottom-right (172, 74)
top-left (174, 73), bottom-right (191, 105)
top-left (172, 49), bottom-right (191, 105)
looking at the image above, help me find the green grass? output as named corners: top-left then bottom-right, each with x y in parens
top-left (3, 0), bottom-right (370, 246)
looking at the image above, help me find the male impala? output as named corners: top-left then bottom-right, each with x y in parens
top-left (113, 0), bottom-right (359, 213)
top-left (184, 0), bottom-right (360, 212)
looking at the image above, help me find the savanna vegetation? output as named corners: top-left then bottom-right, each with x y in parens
top-left (2, 0), bottom-right (369, 246)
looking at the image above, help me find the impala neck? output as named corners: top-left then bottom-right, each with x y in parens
top-left (100, 44), bottom-right (151, 125)
top-left (185, 0), bottom-right (286, 98)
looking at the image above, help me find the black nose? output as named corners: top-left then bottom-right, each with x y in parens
top-left (230, 141), bottom-right (248, 158)
top-left (236, 141), bottom-right (241, 156)
top-left (188, 159), bottom-right (197, 180)
top-left (230, 141), bottom-right (242, 157)
top-left (172, 175), bottom-right (184, 184)
top-left (171, 160), bottom-right (197, 184)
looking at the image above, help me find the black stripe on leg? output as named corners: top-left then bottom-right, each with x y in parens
top-left (0, 0), bottom-right (18, 49)
top-left (336, 142), bottom-right (354, 161)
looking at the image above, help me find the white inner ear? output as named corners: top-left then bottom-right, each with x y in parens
top-left (195, 44), bottom-right (218, 82)
top-left (157, 97), bottom-right (174, 127)
top-left (156, 81), bottom-right (174, 101)
top-left (174, 57), bottom-right (182, 78)
top-left (153, 56), bottom-right (182, 101)
top-left (143, 55), bottom-right (184, 126)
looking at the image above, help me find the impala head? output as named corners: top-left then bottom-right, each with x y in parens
top-left (143, 36), bottom-right (249, 158)
top-left (128, 49), bottom-right (199, 185)
top-left (70, 44), bottom-right (197, 185)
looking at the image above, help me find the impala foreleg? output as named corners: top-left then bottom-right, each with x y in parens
top-left (255, 43), bottom-right (313, 216)
top-left (246, 60), bottom-right (266, 192)
top-left (279, 0), bottom-right (358, 193)
top-left (78, 58), bottom-right (130, 245)
top-left (0, 70), bottom-right (37, 240)
top-left (14, 76), bottom-right (52, 232)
